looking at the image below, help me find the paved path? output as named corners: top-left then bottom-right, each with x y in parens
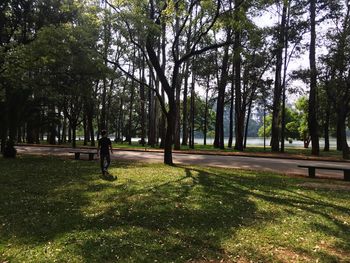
top-left (16, 145), bottom-right (350, 180)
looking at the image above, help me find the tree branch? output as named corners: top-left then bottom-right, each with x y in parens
top-left (106, 57), bottom-right (168, 115)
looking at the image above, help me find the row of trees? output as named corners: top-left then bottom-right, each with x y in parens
top-left (1, 0), bottom-right (349, 163)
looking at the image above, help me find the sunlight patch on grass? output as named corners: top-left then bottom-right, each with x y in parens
top-left (0, 156), bottom-right (349, 262)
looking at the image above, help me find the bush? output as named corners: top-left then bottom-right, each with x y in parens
top-left (3, 140), bottom-right (17, 158)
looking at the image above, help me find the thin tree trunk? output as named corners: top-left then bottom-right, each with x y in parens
top-left (140, 56), bottom-right (146, 146)
top-left (173, 3), bottom-right (181, 150)
top-left (190, 70), bottom-right (195, 149)
top-left (83, 114), bottom-right (88, 146)
top-left (308, 0), bottom-right (320, 155)
top-left (234, 30), bottom-right (244, 151)
top-left (214, 32), bottom-right (231, 149)
top-left (323, 105), bottom-right (330, 152)
top-left (244, 99), bottom-right (253, 149)
top-left (228, 69), bottom-right (235, 148)
top-left (61, 117), bottom-right (67, 144)
top-left (182, 61), bottom-right (190, 146)
top-left (204, 75), bottom-right (210, 146)
top-left (281, 1), bottom-right (291, 153)
top-left (128, 83), bottom-right (135, 145)
top-left (87, 104), bottom-right (95, 146)
top-left (148, 71), bottom-right (156, 147)
top-left (271, 1), bottom-right (288, 152)
top-left (159, 20), bottom-right (167, 149)
top-left (71, 121), bottom-right (77, 148)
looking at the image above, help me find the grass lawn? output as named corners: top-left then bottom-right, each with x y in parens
top-left (1, 156), bottom-right (350, 262)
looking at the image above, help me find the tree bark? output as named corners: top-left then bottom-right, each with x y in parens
top-left (281, 0), bottom-right (290, 153)
top-left (228, 72), bottom-right (234, 148)
top-left (182, 61), bottom-right (190, 146)
top-left (234, 30), bottom-right (244, 151)
top-left (189, 70), bottom-right (195, 149)
top-left (139, 56), bottom-right (146, 146)
top-left (271, 1), bottom-right (288, 152)
top-left (244, 99), bottom-right (253, 149)
top-left (214, 31), bottom-right (231, 149)
top-left (323, 104), bottom-right (330, 151)
top-left (204, 76), bottom-right (210, 146)
top-left (308, 0), bottom-right (320, 156)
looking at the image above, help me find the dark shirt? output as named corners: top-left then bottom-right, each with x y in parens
top-left (98, 137), bottom-right (111, 155)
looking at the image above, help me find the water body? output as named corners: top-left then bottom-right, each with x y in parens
top-left (193, 137), bottom-right (340, 148)
top-left (112, 137), bottom-right (345, 149)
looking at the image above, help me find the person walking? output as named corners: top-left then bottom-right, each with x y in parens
top-left (97, 129), bottom-right (113, 177)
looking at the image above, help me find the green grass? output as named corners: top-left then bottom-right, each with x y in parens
top-left (1, 156), bottom-right (350, 262)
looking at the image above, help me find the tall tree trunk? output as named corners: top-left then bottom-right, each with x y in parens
top-left (100, 78), bottom-right (107, 130)
top-left (127, 52), bottom-right (136, 145)
top-left (228, 69), bottom-right (235, 148)
top-left (140, 57), bottom-right (146, 146)
top-left (57, 110), bottom-right (62, 145)
top-left (308, 0), bottom-right (320, 156)
top-left (128, 82), bottom-right (135, 145)
top-left (26, 119), bottom-right (35, 144)
top-left (234, 30), bottom-right (244, 151)
top-left (203, 76), bottom-right (210, 146)
top-left (189, 71), bottom-right (195, 149)
top-left (61, 116), bottom-right (67, 144)
top-left (174, 70), bottom-right (182, 150)
top-left (87, 103), bottom-right (95, 146)
top-left (323, 105), bottom-right (330, 152)
top-left (83, 114), bottom-right (88, 146)
top-left (48, 105), bottom-right (56, 145)
top-left (214, 31), bottom-right (231, 149)
top-left (244, 99), bottom-right (253, 149)
top-left (164, 110), bottom-right (174, 165)
top-left (148, 72), bottom-right (156, 147)
top-left (68, 122), bottom-right (72, 143)
top-left (173, 3), bottom-right (181, 150)
top-left (71, 121), bottom-right (77, 148)
top-left (281, 0), bottom-right (290, 153)
top-left (182, 61), bottom-right (190, 146)
top-left (271, 1), bottom-right (288, 152)
top-left (159, 20), bottom-right (167, 149)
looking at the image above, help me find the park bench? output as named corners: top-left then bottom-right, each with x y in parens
top-left (298, 164), bottom-right (350, 181)
top-left (69, 150), bottom-right (97, 161)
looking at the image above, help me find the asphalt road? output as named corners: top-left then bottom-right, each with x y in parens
top-left (15, 145), bottom-right (350, 180)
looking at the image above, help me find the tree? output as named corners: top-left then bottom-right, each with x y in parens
top-left (107, 0), bottom-right (233, 164)
top-left (271, 0), bottom-right (288, 152)
top-left (323, 1), bottom-right (350, 158)
top-left (308, 0), bottom-right (320, 155)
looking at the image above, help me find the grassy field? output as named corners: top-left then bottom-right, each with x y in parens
top-left (1, 156), bottom-right (350, 262)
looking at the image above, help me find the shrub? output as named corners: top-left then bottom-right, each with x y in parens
top-left (3, 140), bottom-right (16, 158)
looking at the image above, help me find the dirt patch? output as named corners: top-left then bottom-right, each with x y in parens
top-left (320, 243), bottom-right (350, 262)
top-left (274, 248), bottom-right (312, 263)
top-left (298, 182), bottom-right (350, 191)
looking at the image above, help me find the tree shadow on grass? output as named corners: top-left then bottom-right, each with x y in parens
top-left (77, 165), bottom-right (283, 262)
top-left (1, 157), bottom-right (350, 262)
top-left (0, 156), bottom-right (97, 244)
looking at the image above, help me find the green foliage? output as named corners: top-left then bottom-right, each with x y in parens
top-left (295, 96), bottom-right (309, 140)
top-left (258, 97), bottom-right (309, 141)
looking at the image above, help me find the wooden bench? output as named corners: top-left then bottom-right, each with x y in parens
top-left (298, 165), bottom-right (350, 181)
top-left (69, 151), bottom-right (97, 161)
